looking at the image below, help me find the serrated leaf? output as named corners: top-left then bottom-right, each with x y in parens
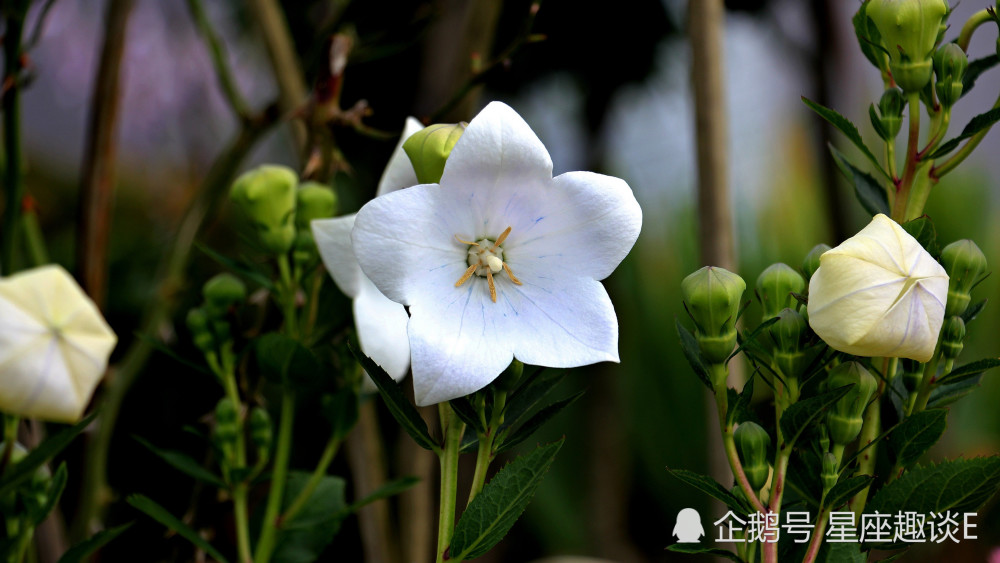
top-left (196, 243), bottom-right (275, 290)
top-left (727, 375), bottom-right (755, 426)
top-left (56, 523), bottom-right (132, 563)
top-left (928, 375), bottom-right (981, 408)
top-left (829, 144), bottom-right (891, 217)
top-left (887, 409), bottom-right (947, 469)
top-left (867, 457), bottom-right (1000, 517)
top-left (667, 544), bottom-right (746, 562)
top-left (273, 472), bottom-right (347, 563)
top-left (496, 391), bottom-right (584, 454)
top-left (134, 436), bottom-right (226, 488)
top-left (677, 318), bottom-right (712, 390)
top-left (901, 217), bottom-right (940, 258)
top-left (935, 358), bottom-right (1000, 386)
top-left (0, 411), bottom-right (97, 498)
top-left (961, 299), bottom-right (986, 325)
top-left (256, 333), bottom-right (323, 388)
top-left (824, 475), bottom-right (873, 510)
top-left (347, 476), bottom-right (420, 512)
top-left (929, 107), bottom-right (1000, 159)
top-left (818, 542), bottom-right (864, 563)
top-left (502, 368), bottom-right (565, 427)
top-left (963, 54), bottom-right (1000, 99)
top-left (321, 388), bottom-right (359, 442)
top-left (127, 494), bottom-right (229, 563)
top-left (779, 385), bottom-right (852, 448)
top-left (450, 439), bottom-right (563, 560)
top-left (667, 468), bottom-right (753, 515)
top-left (852, 7), bottom-right (887, 71)
top-left (804, 97), bottom-right (889, 180)
top-left (349, 343), bottom-right (438, 452)
top-left (450, 397), bottom-right (485, 434)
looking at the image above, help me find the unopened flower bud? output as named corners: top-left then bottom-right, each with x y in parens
top-left (866, 0), bottom-right (950, 92)
top-left (757, 263), bottom-right (806, 319)
top-left (293, 230), bottom-right (317, 267)
top-left (681, 266), bottom-right (746, 365)
top-left (249, 407), bottom-right (272, 454)
top-left (735, 422), bottom-right (771, 492)
top-left (941, 239), bottom-right (987, 317)
top-left (940, 315), bottom-right (965, 360)
top-left (934, 43), bottom-right (967, 107)
top-left (402, 122), bottom-right (466, 184)
top-left (230, 165), bottom-right (298, 254)
top-left (803, 244), bottom-right (831, 282)
top-left (901, 358), bottom-right (922, 391)
top-left (821, 452), bottom-right (840, 493)
top-left (295, 182), bottom-right (337, 230)
top-left (771, 309), bottom-right (810, 379)
top-left (825, 362), bottom-right (878, 446)
top-left (203, 274), bottom-right (247, 310)
top-left (214, 397), bottom-right (239, 446)
top-left (875, 88), bottom-right (906, 139)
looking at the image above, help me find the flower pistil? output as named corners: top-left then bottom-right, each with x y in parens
top-left (454, 225), bottom-right (522, 303)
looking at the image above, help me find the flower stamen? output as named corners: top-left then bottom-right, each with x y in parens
top-left (454, 225), bottom-right (521, 302)
top-left (486, 269), bottom-right (497, 302)
top-left (502, 262), bottom-right (522, 285)
top-left (491, 226), bottom-right (512, 251)
top-left (455, 264), bottom-right (477, 288)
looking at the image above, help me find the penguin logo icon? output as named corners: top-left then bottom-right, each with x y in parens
top-left (673, 508), bottom-right (705, 543)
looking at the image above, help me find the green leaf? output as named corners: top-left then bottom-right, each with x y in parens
top-left (667, 468), bottom-right (753, 515)
top-left (677, 317), bottom-right (712, 391)
top-left (818, 542), bottom-right (864, 563)
top-left (935, 358), bottom-right (1000, 386)
top-left (56, 523), bottom-right (133, 563)
top-left (27, 462), bottom-right (68, 526)
top-left (852, 8), bottom-right (887, 71)
top-left (730, 316), bottom-right (779, 362)
top-left (273, 472), bottom-right (347, 562)
top-left (450, 439), bottom-right (563, 560)
top-left (127, 494), bottom-right (229, 563)
top-left (804, 97), bottom-right (889, 180)
top-left (347, 476), bottom-right (420, 512)
top-left (133, 436), bottom-right (226, 488)
top-left (0, 411), bottom-right (97, 498)
top-left (929, 107), bottom-right (1000, 159)
top-left (829, 144), bottom-right (890, 217)
top-left (666, 544), bottom-right (746, 562)
top-left (449, 397), bottom-right (485, 434)
top-left (869, 104), bottom-right (889, 140)
top-left (867, 457), bottom-right (1000, 517)
top-left (321, 388), bottom-right (359, 442)
top-left (496, 390), bottom-right (584, 453)
top-left (256, 333), bottom-right (323, 388)
top-left (962, 54), bottom-right (1000, 99)
top-left (901, 217), bottom-right (940, 258)
top-left (928, 374), bottom-right (982, 408)
top-left (960, 299), bottom-right (987, 325)
top-left (727, 375), bottom-right (756, 426)
top-left (886, 409), bottom-right (947, 469)
top-left (779, 385), bottom-right (852, 448)
top-left (349, 343), bottom-right (438, 452)
top-left (196, 242), bottom-right (275, 290)
top-left (823, 475), bottom-right (873, 510)
top-left (502, 368), bottom-right (566, 429)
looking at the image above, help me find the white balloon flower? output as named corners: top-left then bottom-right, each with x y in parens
top-left (0, 265), bottom-right (117, 422)
top-left (352, 101), bottom-right (643, 406)
top-left (807, 214), bottom-right (948, 362)
top-left (311, 117), bottom-right (424, 389)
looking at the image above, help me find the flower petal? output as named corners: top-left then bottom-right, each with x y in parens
top-left (354, 275), bottom-right (410, 392)
top-left (375, 116), bottom-right (424, 197)
top-left (313, 215), bottom-right (362, 298)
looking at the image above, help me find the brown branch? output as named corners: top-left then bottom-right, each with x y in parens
top-left (75, 0), bottom-right (135, 309)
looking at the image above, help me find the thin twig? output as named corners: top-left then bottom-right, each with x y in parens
top-left (185, 0), bottom-right (252, 121)
top-left (25, 0), bottom-right (61, 50)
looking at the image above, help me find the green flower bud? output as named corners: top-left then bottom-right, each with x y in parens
top-left (681, 266), bottom-right (746, 365)
top-left (402, 122), bottom-right (467, 184)
top-left (203, 274), bottom-right (247, 310)
top-left (249, 407), bottom-right (273, 454)
top-left (735, 422), bottom-right (771, 492)
top-left (293, 230), bottom-right (317, 267)
top-left (230, 165), bottom-right (298, 254)
top-left (186, 308), bottom-right (215, 352)
top-left (295, 182), bottom-right (337, 230)
top-left (940, 315), bottom-right (965, 360)
top-left (901, 358), bottom-right (922, 392)
top-left (757, 263), bottom-right (806, 319)
top-left (876, 88), bottom-right (906, 139)
top-left (825, 362), bottom-right (878, 445)
top-left (934, 43), bottom-right (967, 107)
top-left (866, 0), bottom-right (950, 92)
top-left (821, 452), bottom-right (840, 493)
top-left (214, 397), bottom-right (239, 446)
top-left (941, 239), bottom-right (987, 316)
top-left (771, 309), bottom-right (810, 379)
top-left (803, 244), bottom-right (831, 282)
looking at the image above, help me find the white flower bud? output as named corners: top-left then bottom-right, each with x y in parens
top-left (807, 214), bottom-right (948, 362)
top-left (0, 265), bottom-right (117, 422)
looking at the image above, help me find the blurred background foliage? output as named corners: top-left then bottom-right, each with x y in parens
top-left (7, 0), bottom-right (1000, 560)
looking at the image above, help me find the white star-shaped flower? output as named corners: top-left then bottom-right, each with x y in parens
top-left (312, 117), bottom-right (424, 389)
top-left (352, 101), bottom-right (643, 406)
top-left (0, 265), bottom-right (117, 422)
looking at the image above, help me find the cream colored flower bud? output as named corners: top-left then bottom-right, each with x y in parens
top-left (807, 214), bottom-right (948, 362)
top-left (0, 265), bottom-right (117, 422)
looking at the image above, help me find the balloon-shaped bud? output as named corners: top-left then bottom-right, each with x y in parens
top-left (186, 308), bottom-right (215, 352)
top-left (771, 309), bottom-right (810, 379)
top-left (808, 214), bottom-right (948, 362)
top-left (681, 266), bottom-right (746, 365)
top-left (249, 406), bottom-right (273, 456)
top-left (934, 43), bottom-right (968, 107)
top-left (803, 244), bottom-right (832, 281)
top-left (735, 422), bottom-right (771, 492)
top-left (295, 182), bottom-right (337, 229)
top-left (757, 263), bottom-right (806, 319)
top-left (900, 358), bottom-right (922, 392)
top-left (825, 362), bottom-right (878, 446)
top-left (214, 397), bottom-right (239, 446)
top-left (402, 122), bottom-right (467, 184)
top-left (821, 452), bottom-right (840, 493)
top-left (940, 315), bottom-right (965, 360)
top-left (230, 165), bottom-right (298, 254)
top-left (866, 0), bottom-right (950, 92)
top-left (941, 239), bottom-right (987, 317)
top-left (874, 88), bottom-right (906, 140)
top-left (203, 274), bottom-right (247, 311)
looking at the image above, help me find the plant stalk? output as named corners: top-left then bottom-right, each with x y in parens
top-left (436, 404), bottom-right (465, 563)
top-left (253, 391), bottom-right (295, 563)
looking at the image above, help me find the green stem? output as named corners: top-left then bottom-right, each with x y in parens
top-left (219, 353), bottom-right (252, 563)
top-left (885, 136), bottom-right (897, 183)
top-left (254, 391), bottom-right (295, 563)
top-left (891, 93), bottom-right (922, 222)
top-left (436, 404), bottom-right (465, 563)
top-left (1, 4), bottom-right (27, 275)
top-left (466, 436), bottom-right (492, 507)
top-left (957, 9), bottom-right (994, 52)
top-left (801, 508), bottom-right (830, 563)
top-left (281, 435), bottom-right (342, 524)
top-left (912, 348), bottom-right (942, 414)
top-left (12, 522), bottom-right (33, 563)
top-left (933, 90), bottom-right (1000, 178)
top-left (20, 206), bottom-right (49, 267)
top-left (710, 364), bottom-right (767, 516)
top-left (277, 255), bottom-right (298, 338)
top-left (0, 416), bottom-right (18, 474)
top-left (848, 378), bottom-right (885, 516)
top-left (233, 484), bottom-right (253, 563)
top-left (184, 0), bottom-right (251, 120)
